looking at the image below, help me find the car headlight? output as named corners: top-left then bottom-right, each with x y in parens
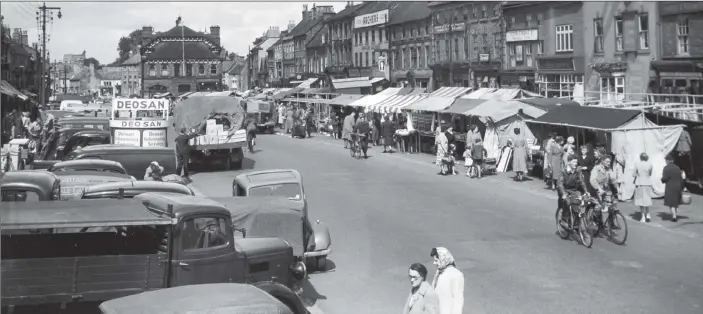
top-left (290, 261), bottom-right (306, 281)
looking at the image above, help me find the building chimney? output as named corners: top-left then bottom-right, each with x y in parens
top-left (141, 26), bottom-right (154, 48)
top-left (21, 32), bottom-right (29, 46)
top-left (287, 20), bottom-right (296, 32)
top-left (210, 25), bottom-right (220, 45)
top-left (12, 28), bottom-right (21, 44)
top-left (302, 4), bottom-right (312, 20)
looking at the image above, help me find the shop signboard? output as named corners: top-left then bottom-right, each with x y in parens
top-left (110, 98), bottom-right (169, 147)
top-left (354, 9), bottom-right (389, 29)
top-left (506, 29), bottom-right (538, 42)
top-left (479, 54), bottom-right (490, 62)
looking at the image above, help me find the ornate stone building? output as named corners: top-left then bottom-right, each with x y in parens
top-left (140, 24), bottom-right (224, 97)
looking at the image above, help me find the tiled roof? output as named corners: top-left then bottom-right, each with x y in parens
top-left (121, 52), bottom-right (141, 66)
top-left (158, 25), bottom-right (204, 38)
top-left (388, 1), bottom-right (431, 26)
top-left (144, 41), bottom-right (219, 61)
top-left (328, 2), bottom-right (365, 21)
top-left (288, 18), bottom-right (317, 38)
top-left (99, 70), bottom-right (121, 81)
top-left (355, 1), bottom-right (397, 17)
top-left (306, 26), bottom-right (325, 48)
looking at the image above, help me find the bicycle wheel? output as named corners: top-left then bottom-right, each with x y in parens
top-left (607, 211), bottom-right (628, 245)
top-left (585, 208), bottom-right (601, 238)
top-left (468, 165), bottom-right (478, 178)
top-left (555, 207), bottom-right (569, 239)
top-left (348, 142), bottom-right (356, 158)
top-left (578, 214), bottom-right (593, 248)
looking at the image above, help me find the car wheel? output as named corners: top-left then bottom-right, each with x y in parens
top-left (316, 256), bottom-right (327, 271)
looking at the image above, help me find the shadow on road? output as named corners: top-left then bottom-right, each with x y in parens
top-left (300, 278), bottom-right (327, 307)
top-left (190, 157), bottom-right (257, 173)
top-left (318, 259), bottom-right (337, 272)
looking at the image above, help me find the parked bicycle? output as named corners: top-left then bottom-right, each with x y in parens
top-left (586, 193), bottom-right (628, 245)
top-left (555, 193), bottom-right (593, 248)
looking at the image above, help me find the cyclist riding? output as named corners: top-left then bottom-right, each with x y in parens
top-left (353, 114), bottom-right (371, 159)
top-left (589, 154), bottom-right (617, 212)
top-left (557, 155), bottom-right (590, 223)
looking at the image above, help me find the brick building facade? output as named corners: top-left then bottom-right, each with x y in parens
top-left (140, 24), bottom-right (224, 97)
top-left (388, 1), bottom-right (433, 88)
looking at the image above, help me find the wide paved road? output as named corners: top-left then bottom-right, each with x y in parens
top-left (190, 134), bottom-right (703, 314)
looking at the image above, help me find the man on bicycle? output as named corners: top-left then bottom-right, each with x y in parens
top-left (557, 155), bottom-right (590, 223)
top-left (590, 154), bottom-right (617, 212)
top-left (353, 114), bottom-right (371, 159)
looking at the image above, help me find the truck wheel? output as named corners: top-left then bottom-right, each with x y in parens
top-left (316, 256), bottom-right (327, 271)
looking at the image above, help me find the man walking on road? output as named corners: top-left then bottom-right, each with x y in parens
top-left (354, 114), bottom-right (371, 159)
top-left (174, 128), bottom-right (199, 182)
top-left (342, 111), bottom-right (356, 149)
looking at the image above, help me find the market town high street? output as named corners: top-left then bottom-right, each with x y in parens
top-left (189, 133), bottom-right (703, 314)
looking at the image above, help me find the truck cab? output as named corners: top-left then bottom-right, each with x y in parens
top-left (1, 193), bottom-right (307, 313)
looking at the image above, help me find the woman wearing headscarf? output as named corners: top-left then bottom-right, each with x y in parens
top-left (402, 263), bottom-right (440, 314)
top-left (511, 127), bottom-right (528, 181)
top-left (430, 247), bottom-right (464, 314)
top-left (662, 154), bottom-right (685, 222)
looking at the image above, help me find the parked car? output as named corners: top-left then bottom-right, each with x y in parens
top-left (31, 129), bottom-right (112, 169)
top-left (54, 170), bottom-right (134, 200)
top-left (232, 169), bottom-right (331, 271)
top-left (0, 193), bottom-right (307, 313)
top-left (0, 170), bottom-right (61, 201)
top-left (48, 159), bottom-right (128, 175)
top-left (55, 116), bottom-right (110, 131)
top-left (82, 181), bottom-right (195, 199)
top-left (99, 283), bottom-right (296, 314)
top-left (64, 144), bottom-right (177, 179)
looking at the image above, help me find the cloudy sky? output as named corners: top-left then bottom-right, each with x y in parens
top-left (2, 1), bottom-right (348, 64)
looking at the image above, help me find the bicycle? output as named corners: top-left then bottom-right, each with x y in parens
top-left (586, 193), bottom-right (628, 245)
top-left (348, 134), bottom-right (363, 159)
top-left (555, 193), bottom-right (593, 248)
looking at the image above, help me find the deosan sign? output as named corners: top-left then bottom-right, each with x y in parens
top-left (112, 99), bottom-right (168, 111)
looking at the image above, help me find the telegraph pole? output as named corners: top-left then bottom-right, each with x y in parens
top-left (37, 3), bottom-right (62, 106)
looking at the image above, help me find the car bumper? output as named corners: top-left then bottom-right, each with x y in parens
top-left (303, 248), bottom-right (331, 258)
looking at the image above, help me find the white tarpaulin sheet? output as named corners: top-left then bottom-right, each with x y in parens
top-left (611, 114), bottom-right (684, 199)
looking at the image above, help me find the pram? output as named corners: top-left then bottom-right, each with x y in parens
top-left (291, 121), bottom-right (307, 138)
top-left (482, 157), bottom-right (498, 175)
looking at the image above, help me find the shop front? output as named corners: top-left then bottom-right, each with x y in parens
top-left (471, 56), bottom-right (501, 89)
top-left (499, 69), bottom-right (537, 91)
top-left (429, 62), bottom-right (471, 89)
top-left (650, 60), bottom-right (703, 99)
top-left (535, 56), bottom-right (585, 98)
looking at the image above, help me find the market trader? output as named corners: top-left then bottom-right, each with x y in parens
top-left (174, 128), bottom-right (199, 182)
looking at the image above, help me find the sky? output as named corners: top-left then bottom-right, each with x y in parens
top-left (1, 1), bottom-right (348, 64)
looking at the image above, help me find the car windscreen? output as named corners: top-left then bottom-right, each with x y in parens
top-left (248, 183), bottom-right (302, 199)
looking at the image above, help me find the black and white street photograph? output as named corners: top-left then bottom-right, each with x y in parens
top-left (1, 1), bottom-right (702, 314)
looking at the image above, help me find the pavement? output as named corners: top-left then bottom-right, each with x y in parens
top-left (188, 132), bottom-right (703, 314)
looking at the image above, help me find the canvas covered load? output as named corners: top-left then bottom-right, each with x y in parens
top-left (173, 96), bottom-right (245, 137)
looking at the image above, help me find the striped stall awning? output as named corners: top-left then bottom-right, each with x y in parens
top-left (431, 87), bottom-right (472, 98)
top-left (366, 94), bottom-right (429, 113)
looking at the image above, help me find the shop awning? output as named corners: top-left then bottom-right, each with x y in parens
top-left (348, 93), bottom-right (393, 108)
top-left (297, 78), bottom-right (320, 88)
top-left (442, 98), bottom-right (488, 114)
top-left (463, 88), bottom-right (498, 99)
top-left (527, 105), bottom-right (641, 130)
top-left (430, 87), bottom-right (472, 98)
top-left (397, 87), bottom-right (427, 95)
top-left (367, 94), bottom-right (429, 113)
top-left (0, 80), bottom-right (29, 100)
top-left (274, 87), bottom-right (303, 100)
top-left (517, 98), bottom-right (580, 111)
top-left (300, 87), bottom-right (331, 94)
top-left (332, 77), bottom-right (372, 89)
top-left (404, 96), bottom-right (457, 112)
top-left (22, 90), bottom-right (37, 97)
top-left (463, 99), bottom-right (547, 122)
top-left (377, 87), bottom-right (403, 96)
top-left (284, 97), bottom-right (327, 104)
top-left (369, 77), bottom-right (386, 84)
top-left (205, 91), bottom-right (235, 97)
top-left (325, 94), bottom-right (366, 106)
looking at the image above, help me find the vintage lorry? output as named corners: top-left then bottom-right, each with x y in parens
top-left (173, 96), bottom-right (247, 170)
top-left (0, 192), bottom-right (308, 314)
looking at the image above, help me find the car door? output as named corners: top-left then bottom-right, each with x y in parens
top-left (171, 213), bottom-right (245, 286)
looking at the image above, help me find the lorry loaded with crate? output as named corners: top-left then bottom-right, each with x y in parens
top-left (173, 96), bottom-right (247, 170)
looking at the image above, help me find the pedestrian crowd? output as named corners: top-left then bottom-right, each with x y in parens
top-left (2, 106), bottom-right (58, 167)
top-left (542, 132), bottom-right (689, 223)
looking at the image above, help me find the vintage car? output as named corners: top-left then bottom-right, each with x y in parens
top-left (0, 193), bottom-right (307, 313)
top-left (0, 170), bottom-right (61, 201)
top-left (31, 128), bottom-right (112, 169)
top-left (82, 181), bottom-right (195, 199)
top-left (48, 159), bottom-right (128, 175)
top-left (54, 170), bottom-right (134, 200)
top-left (64, 145), bottom-right (178, 179)
top-left (99, 283), bottom-right (296, 314)
top-left (55, 116), bottom-right (110, 130)
top-left (232, 169), bottom-right (331, 271)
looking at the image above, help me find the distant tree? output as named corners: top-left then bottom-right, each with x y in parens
top-left (83, 57), bottom-right (100, 68)
top-left (116, 29), bottom-right (144, 64)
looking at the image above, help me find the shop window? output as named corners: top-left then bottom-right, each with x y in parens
top-left (537, 41), bottom-right (544, 55)
top-left (148, 64), bottom-right (156, 77)
top-left (615, 18), bottom-right (623, 52)
top-left (525, 44), bottom-right (533, 67)
top-left (600, 76), bottom-right (626, 102)
top-left (508, 43), bottom-right (516, 67)
top-left (594, 19), bottom-right (604, 53)
top-left (161, 64), bottom-right (169, 76)
top-left (556, 24), bottom-right (573, 52)
top-left (677, 19), bottom-right (689, 55)
top-left (536, 74), bottom-right (583, 98)
top-left (210, 64), bottom-right (217, 75)
top-left (454, 38), bottom-right (459, 60)
top-left (638, 14), bottom-right (649, 50)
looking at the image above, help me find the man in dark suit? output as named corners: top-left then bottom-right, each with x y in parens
top-left (381, 115), bottom-right (395, 153)
top-left (174, 128), bottom-right (200, 182)
top-left (354, 114), bottom-right (371, 159)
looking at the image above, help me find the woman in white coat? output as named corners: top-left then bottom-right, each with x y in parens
top-left (430, 247), bottom-right (464, 314)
